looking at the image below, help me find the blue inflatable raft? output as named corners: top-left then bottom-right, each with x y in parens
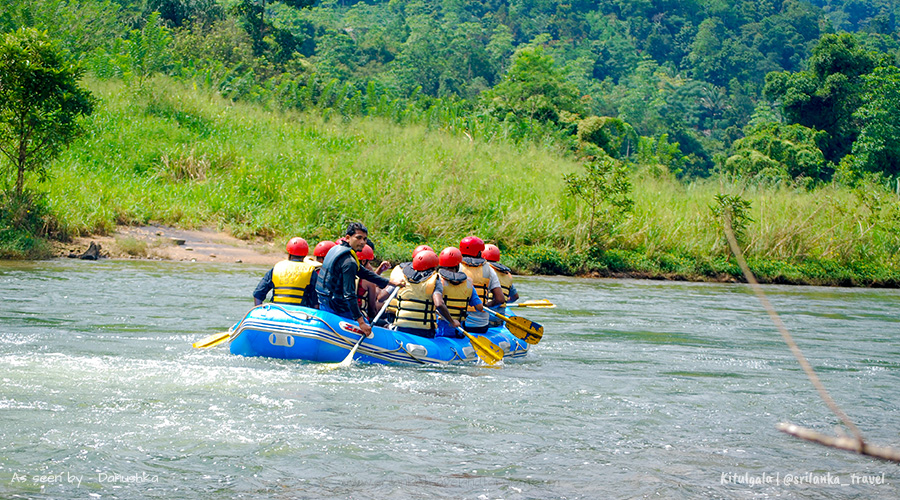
top-left (227, 303), bottom-right (530, 365)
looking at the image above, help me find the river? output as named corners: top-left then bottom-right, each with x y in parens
top-left (1, 260), bottom-right (898, 499)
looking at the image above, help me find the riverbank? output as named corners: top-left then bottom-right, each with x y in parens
top-left (50, 225), bottom-right (282, 265)
top-left (45, 224), bottom-right (900, 288)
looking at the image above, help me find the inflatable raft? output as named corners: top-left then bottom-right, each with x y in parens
top-left (227, 303), bottom-right (530, 365)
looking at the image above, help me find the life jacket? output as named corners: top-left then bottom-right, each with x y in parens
top-left (390, 265), bottom-right (438, 331)
top-left (357, 279), bottom-right (369, 317)
top-left (487, 261), bottom-right (514, 302)
top-left (438, 268), bottom-right (470, 323)
top-left (385, 263), bottom-right (410, 316)
top-left (460, 256), bottom-right (492, 303)
top-left (315, 244), bottom-right (360, 303)
top-left (303, 256), bottom-right (323, 268)
top-left (272, 259), bottom-right (318, 305)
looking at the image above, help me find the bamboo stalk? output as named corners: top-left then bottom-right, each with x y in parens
top-left (723, 213), bottom-right (900, 464)
top-left (777, 423), bottom-right (900, 462)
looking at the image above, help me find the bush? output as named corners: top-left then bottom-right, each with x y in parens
top-left (507, 245), bottom-right (571, 275)
top-left (0, 190), bottom-right (54, 259)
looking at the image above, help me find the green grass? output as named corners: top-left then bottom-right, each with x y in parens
top-left (7, 77), bottom-right (900, 286)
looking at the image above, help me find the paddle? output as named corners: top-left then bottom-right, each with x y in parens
top-left (456, 326), bottom-right (504, 366)
top-left (193, 307), bottom-right (258, 349)
top-left (485, 307), bottom-right (543, 345)
top-left (333, 286), bottom-right (399, 368)
top-left (192, 331), bottom-right (231, 349)
top-left (506, 299), bottom-right (556, 308)
top-left (436, 310), bottom-right (504, 366)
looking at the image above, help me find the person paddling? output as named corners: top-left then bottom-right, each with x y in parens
top-left (432, 247), bottom-right (483, 338)
top-left (315, 222), bottom-right (403, 338)
top-left (458, 236), bottom-right (505, 334)
top-left (253, 237), bottom-right (319, 308)
top-left (382, 250), bottom-right (441, 338)
top-left (355, 242), bottom-right (380, 321)
top-left (483, 243), bottom-right (519, 303)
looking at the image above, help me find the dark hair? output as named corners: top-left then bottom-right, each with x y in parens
top-left (345, 222), bottom-right (368, 237)
top-left (365, 239), bottom-right (375, 251)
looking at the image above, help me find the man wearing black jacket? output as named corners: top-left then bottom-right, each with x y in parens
top-left (315, 222), bottom-right (403, 338)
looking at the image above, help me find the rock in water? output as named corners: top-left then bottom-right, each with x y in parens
top-left (80, 241), bottom-right (101, 260)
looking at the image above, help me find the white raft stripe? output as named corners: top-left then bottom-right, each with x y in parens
top-left (236, 319), bottom-right (444, 364)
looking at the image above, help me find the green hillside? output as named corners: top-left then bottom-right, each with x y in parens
top-left (1, 0), bottom-right (899, 285)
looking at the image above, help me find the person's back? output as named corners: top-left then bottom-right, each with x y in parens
top-left (433, 247), bottom-right (482, 338)
top-left (271, 258), bottom-right (320, 306)
top-left (388, 250), bottom-right (439, 338)
top-left (458, 236), bottom-right (505, 333)
top-left (483, 243), bottom-right (519, 304)
top-left (253, 237), bottom-right (319, 308)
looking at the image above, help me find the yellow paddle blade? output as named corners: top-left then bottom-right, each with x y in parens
top-left (505, 316), bottom-right (543, 345)
top-left (485, 307), bottom-right (544, 345)
top-left (192, 331), bottom-right (231, 349)
top-left (461, 331), bottom-right (504, 365)
top-left (509, 299), bottom-right (556, 308)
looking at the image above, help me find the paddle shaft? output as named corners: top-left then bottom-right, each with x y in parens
top-left (506, 299), bottom-right (555, 308)
top-left (339, 286), bottom-right (399, 365)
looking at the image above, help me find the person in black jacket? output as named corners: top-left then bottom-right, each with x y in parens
top-left (315, 222), bottom-right (403, 338)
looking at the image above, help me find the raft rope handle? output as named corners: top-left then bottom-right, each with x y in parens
top-left (229, 305), bottom-right (267, 341)
top-left (394, 340), bottom-right (429, 365)
top-left (268, 304), bottom-right (418, 358)
top-left (265, 304), bottom-right (343, 338)
top-left (446, 346), bottom-right (465, 363)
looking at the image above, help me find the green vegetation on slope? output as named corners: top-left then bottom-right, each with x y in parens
top-left (21, 77), bottom-right (900, 286)
top-left (1, 1), bottom-right (900, 286)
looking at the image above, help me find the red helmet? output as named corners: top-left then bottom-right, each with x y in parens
top-left (412, 250), bottom-right (439, 271)
top-left (412, 244), bottom-right (434, 259)
top-left (483, 244), bottom-right (501, 262)
top-left (286, 237), bottom-right (309, 257)
top-left (358, 244), bottom-right (375, 261)
top-left (459, 236), bottom-right (484, 257)
top-left (314, 240), bottom-right (337, 257)
top-left (438, 247), bottom-right (462, 267)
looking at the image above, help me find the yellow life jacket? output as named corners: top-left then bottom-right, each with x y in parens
top-left (385, 264), bottom-right (408, 317)
top-left (272, 260), bottom-right (318, 305)
top-left (460, 259), bottom-right (492, 303)
top-left (488, 262), bottom-right (514, 302)
top-left (438, 269), bottom-right (471, 323)
top-left (392, 268), bottom-right (438, 331)
top-left (303, 256), bottom-right (323, 268)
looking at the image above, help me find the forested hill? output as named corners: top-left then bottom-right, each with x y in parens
top-left (4, 0), bottom-right (899, 179)
top-left (3, 0), bottom-right (900, 283)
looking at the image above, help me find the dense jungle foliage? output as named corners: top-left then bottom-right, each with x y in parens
top-left (1, 0), bottom-right (899, 285)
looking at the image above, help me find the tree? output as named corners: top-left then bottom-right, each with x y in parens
top-left (482, 46), bottom-right (584, 124)
top-left (127, 12), bottom-right (173, 87)
top-left (577, 116), bottom-right (638, 159)
top-left (724, 123), bottom-right (828, 183)
top-left (232, 0), bottom-right (314, 61)
top-left (0, 28), bottom-right (94, 197)
top-left (850, 65), bottom-right (900, 178)
top-left (564, 155), bottom-right (634, 249)
top-left (764, 33), bottom-right (881, 164)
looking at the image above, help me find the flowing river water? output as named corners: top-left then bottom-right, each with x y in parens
top-left (1, 260), bottom-right (898, 499)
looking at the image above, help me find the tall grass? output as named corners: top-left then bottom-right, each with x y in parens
top-left (24, 77), bottom-right (900, 285)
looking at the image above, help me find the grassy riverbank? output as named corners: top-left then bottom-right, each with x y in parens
top-left (5, 78), bottom-right (900, 286)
